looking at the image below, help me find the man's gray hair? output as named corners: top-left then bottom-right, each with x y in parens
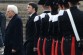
top-left (7, 5), bottom-right (18, 14)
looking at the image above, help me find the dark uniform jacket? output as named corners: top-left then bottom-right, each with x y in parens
top-left (34, 15), bottom-right (41, 49)
top-left (58, 6), bottom-right (83, 39)
top-left (41, 11), bottom-right (50, 38)
top-left (51, 11), bottom-right (59, 40)
top-left (4, 14), bottom-right (23, 55)
top-left (58, 6), bottom-right (83, 55)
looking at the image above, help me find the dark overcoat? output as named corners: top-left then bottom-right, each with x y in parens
top-left (24, 13), bottom-right (37, 55)
top-left (4, 14), bottom-right (24, 55)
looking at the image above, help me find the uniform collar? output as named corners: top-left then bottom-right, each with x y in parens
top-left (70, 6), bottom-right (78, 10)
top-left (58, 10), bottom-right (64, 16)
top-left (43, 10), bottom-right (51, 13)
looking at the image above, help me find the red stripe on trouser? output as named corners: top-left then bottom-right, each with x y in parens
top-left (71, 37), bottom-right (75, 55)
top-left (61, 37), bottom-right (64, 55)
top-left (51, 39), bottom-right (55, 55)
top-left (82, 52), bottom-right (83, 55)
top-left (37, 37), bottom-right (41, 55)
top-left (43, 38), bottom-right (46, 55)
top-left (55, 40), bottom-right (58, 55)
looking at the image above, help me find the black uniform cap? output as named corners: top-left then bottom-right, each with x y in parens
top-left (58, 0), bottom-right (69, 5)
top-left (44, 0), bottom-right (52, 6)
top-left (69, 0), bottom-right (80, 2)
top-left (38, 0), bottom-right (46, 5)
top-left (50, 0), bottom-right (58, 15)
top-left (46, 0), bottom-right (58, 6)
top-left (69, 0), bottom-right (80, 4)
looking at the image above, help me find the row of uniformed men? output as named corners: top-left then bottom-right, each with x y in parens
top-left (25, 0), bottom-right (83, 55)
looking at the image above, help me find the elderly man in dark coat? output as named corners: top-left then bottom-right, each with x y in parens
top-left (4, 5), bottom-right (24, 55)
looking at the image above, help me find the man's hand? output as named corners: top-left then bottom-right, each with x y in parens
top-left (33, 47), bottom-right (38, 52)
top-left (77, 40), bottom-right (83, 51)
top-left (12, 49), bottom-right (16, 53)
